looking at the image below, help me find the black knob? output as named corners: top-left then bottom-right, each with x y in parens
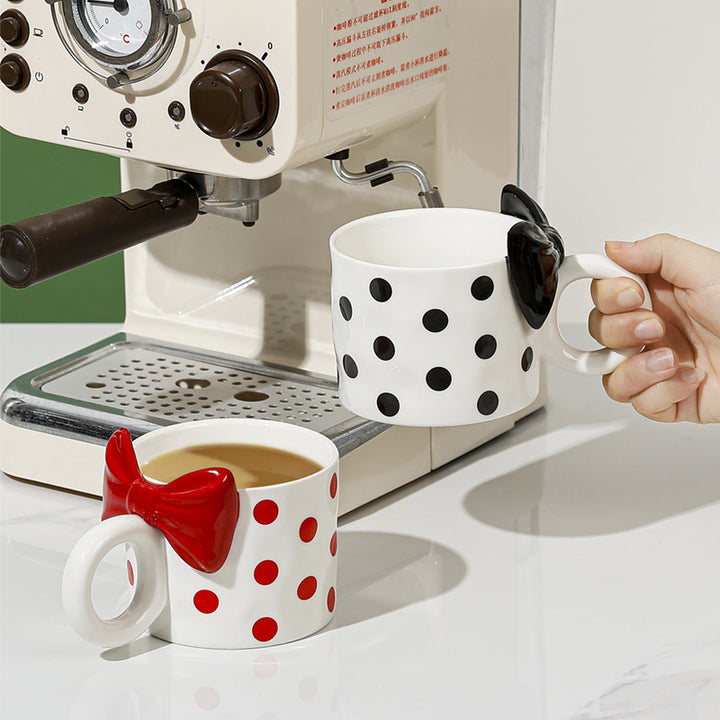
top-left (0, 227), bottom-right (33, 286)
top-left (0, 9), bottom-right (29, 47)
top-left (0, 54), bottom-right (30, 91)
top-left (189, 51), bottom-right (279, 140)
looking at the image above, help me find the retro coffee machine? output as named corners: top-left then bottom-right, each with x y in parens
top-left (0, 0), bottom-right (543, 513)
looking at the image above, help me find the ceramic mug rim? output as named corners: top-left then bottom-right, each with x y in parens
top-left (131, 418), bottom-right (339, 492)
top-left (330, 207), bottom-right (518, 270)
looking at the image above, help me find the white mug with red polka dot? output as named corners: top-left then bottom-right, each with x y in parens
top-left (62, 419), bottom-right (339, 649)
top-left (330, 208), bottom-right (650, 427)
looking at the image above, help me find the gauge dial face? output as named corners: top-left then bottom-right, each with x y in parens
top-left (63, 0), bottom-right (169, 71)
top-left (81, 0), bottom-right (154, 57)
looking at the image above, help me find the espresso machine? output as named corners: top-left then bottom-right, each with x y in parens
top-left (0, 0), bottom-right (543, 513)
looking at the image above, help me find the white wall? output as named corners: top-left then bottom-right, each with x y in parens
top-left (542, 0), bottom-right (720, 323)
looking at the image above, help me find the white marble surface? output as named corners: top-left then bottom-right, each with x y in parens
top-left (2, 324), bottom-right (720, 719)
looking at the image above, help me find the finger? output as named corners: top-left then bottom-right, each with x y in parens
top-left (630, 366), bottom-right (707, 422)
top-left (603, 348), bottom-right (679, 403)
top-left (590, 276), bottom-right (645, 314)
top-left (589, 308), bottom-right (664, 349)
top-left (605, 234), bottom-right (720, 290)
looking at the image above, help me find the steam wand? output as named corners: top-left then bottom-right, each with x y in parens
top-left (326, 150), bottom-right (444, 208)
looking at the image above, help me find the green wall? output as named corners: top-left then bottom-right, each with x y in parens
top-left (0, 128), bottom-right (125, 322)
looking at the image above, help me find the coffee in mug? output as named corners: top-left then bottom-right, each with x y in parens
top-left (141, 444), bottom-right (323, 489)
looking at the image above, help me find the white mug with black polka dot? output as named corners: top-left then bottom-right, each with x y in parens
top-left (330, 208), bottom-right (650, 427)
top-left (62, 419), bottom-right (339, 649)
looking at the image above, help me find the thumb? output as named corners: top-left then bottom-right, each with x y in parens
top-left (605, 234), bottom-right (720, 290)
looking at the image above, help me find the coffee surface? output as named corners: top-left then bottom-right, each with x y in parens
top-left (142, 443), bottom-right (323, 489)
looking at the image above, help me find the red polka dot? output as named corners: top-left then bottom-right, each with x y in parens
top-left (329, 473), bottom-right (338, 499)
top-left (127, 560), bottom-right (135, 586)
top-left (253, 499), bottom-right (279, 525)
top-left (254, 560), bottom-right (279, 585)
top-left (193, 589), bottom-right (219, 614)
top-left (330, 531), bottom-right (338, 557)
top-left (297, 576), bottom-right (317, 600)
top-left (252, 617), bottom-right (278, 642)
top-left (327, 586), bottom-right (336, 613)
top-left (299, 517), bottom-right (318, 542)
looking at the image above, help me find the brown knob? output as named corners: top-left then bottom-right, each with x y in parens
top-left (0, 54), bottom-right (30, 91)
top-left (0, 9), bottom-right (29, 47)
top-left (189, 50), bottom-right (279, 140)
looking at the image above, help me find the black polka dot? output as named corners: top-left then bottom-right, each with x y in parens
top-left (342, 355), bottom-right (358, 378)
top-left (377, 392), bottom-right (400, 417)
top-left (471, 276), bottom-right (494, 301)
top-left (521, 347), bottom-right (534, 372)
top-left (477, 391), bottom-right (499, 416)
top-left (369, 278), bottom-right (392, 302)
top-left (339, 296), bottom-right (353, 321)
top-left (373, 336), bottom-right (395, 361)
top-left (426, 367), bottom-right (452, 391)
top-left (422, 309), bottom-right (449, 332)
top-left (474, 334), bottom-right (497, 360)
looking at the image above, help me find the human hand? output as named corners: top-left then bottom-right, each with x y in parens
top-left (589, 234), bottom-right (720, 423)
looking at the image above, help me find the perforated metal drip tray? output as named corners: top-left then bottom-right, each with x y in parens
top-left (1, 333), bottom-right (387, 456)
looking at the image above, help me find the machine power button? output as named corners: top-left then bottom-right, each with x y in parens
top-left (189, 50), bottom-right (279, 141)
top-left (0, 54), bottom-right (30, 91)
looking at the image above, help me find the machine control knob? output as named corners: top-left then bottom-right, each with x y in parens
top-left (0, 9), bottom-right (29, 47)
top-left (189, 51), bottom-right (279, 140)
top-left (0, 53), bottom-right (30, 91)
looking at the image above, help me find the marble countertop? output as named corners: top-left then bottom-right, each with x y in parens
top-left (2, 324), bottom-right (719, 719)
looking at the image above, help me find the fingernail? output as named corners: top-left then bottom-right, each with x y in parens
top-left (605, 240), bottom-right (635, 250)
top-left (634, 318), bottom-right (663, 342)
top-left (645, 348), bottom-right (675, 372)
top-left (617, 287), bottom-right (642, 308)
top-left (679, 367), bottom-right (706, 384)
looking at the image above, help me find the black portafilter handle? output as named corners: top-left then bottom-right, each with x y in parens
top-left (0, 179), bottom-right (200, 289)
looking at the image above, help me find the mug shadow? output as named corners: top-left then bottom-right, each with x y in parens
top-left (101, 634), bottom-right (168, 661)
top-left (98, 530), bottom-right (465, 661)
top-left (463, 419), bottom-right (720, 537)
top-left (332, 530), bottom-right (466, 628)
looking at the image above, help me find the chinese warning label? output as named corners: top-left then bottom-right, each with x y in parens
top-left (326, 0), bottom-right (452, 114)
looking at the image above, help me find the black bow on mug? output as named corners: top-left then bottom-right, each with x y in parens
top-left (501, 184), bottom-right (565, 330)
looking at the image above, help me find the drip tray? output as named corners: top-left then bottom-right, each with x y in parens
top-left (1, 333), bottom-right (387, 456)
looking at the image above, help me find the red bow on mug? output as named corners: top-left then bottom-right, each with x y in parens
top-left (102, 428), bottom-right (240, 573)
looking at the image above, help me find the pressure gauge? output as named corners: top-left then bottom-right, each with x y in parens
top-left (51, 0), bottom-right (191, 86)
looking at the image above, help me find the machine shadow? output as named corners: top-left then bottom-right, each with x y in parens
top-left (332, 530), bottom-right (466, 629)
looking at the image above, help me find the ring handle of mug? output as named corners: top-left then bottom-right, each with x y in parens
top-left (543, 253), bottom-right (652, 376)
top-left (62, 514), bottom-right (167, 648)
